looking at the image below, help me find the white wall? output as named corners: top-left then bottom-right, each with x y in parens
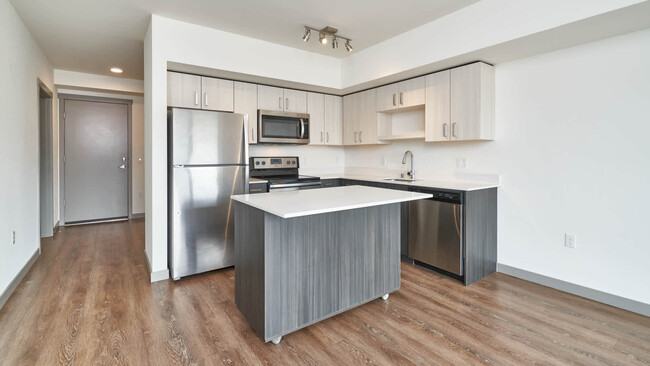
top-left (0, 0), bottom-right (55, 297)
top-left (341, 0), bottom-right (644, 89)
top-left (345, 28), bottom-right (650, 304)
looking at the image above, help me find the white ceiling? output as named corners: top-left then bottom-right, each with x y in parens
top-left (10, 0), bottom-right (478, 80)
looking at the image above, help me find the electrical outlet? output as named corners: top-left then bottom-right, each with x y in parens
top-left (12, 231), bottom-right (15, 245)
top-left (564, 233), bottom-right (576, 249)
top-left (456, 157), bottom-right (468, 169)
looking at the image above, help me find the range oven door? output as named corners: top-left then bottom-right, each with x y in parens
top-left (258, 110), bottom-right (310, 144)
top-left (269, 181), bottom-right (322, 192)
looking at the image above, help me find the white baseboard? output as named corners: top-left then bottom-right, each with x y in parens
top-left (0, 248), bottom-right (40, 311)
top-left (144, 248), bottom-right (169, 283)
top-left (497, 264), bottom-right (650, 317)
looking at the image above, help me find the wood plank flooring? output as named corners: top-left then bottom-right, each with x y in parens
top-left (0, 219), bottom-right (648, 365)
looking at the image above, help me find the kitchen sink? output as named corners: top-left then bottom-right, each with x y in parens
top-left (381, 178), bottom-right (419, 182)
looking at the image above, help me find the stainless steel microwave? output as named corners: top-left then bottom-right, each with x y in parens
top-left (257, 110), bottom-right (310, 144)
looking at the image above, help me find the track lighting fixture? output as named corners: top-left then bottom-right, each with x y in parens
top-left (301, 26), bottom-right (352, 52)
top-left (345, 40), bottom-right (353, 52)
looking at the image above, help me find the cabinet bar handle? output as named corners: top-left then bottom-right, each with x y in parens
top-left (195, 92), bottom-right (199, 105)
top-left (443, 123), bottom-right (448, 137)
top-left (326, 132), bottom-right (329, 143)
top-left (452, 123), bottom-right (457, 138)
top-left (252, 128), bottom-right (256, 142)
top-left (399, 92), bottom-right (404, 105)
top-left (285, 97), bottom-right (289, 110)
top-left (359, 131), bottom-right (363, 143)
top-left (320, 131), bottom-right (323, 142)
top-left (204, 93), bottom-right (208, 106)
top-left (354, 131), bottom-right (358, 143)
top-left (278, 96), bottom-right (282, 109)
top-left (392, 94), bottom-right (396, 106)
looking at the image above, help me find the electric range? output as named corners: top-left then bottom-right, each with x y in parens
top-left (249, 157), bottom-right (321, 191)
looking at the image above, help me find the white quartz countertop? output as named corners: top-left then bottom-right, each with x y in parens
top-left (232, 185), bottom-right (432, 218)
top-left (316, 174), bottom-right (499, 191)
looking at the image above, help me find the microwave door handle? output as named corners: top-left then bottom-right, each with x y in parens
top-left (300, 119), bottom-right (305, 138)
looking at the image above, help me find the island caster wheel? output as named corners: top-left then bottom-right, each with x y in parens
top-left (381, 293), bottom-right (389, 300)
top-left (271, 336), bottom-right (282, 345)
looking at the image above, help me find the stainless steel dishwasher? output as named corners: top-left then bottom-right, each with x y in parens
top-left (408, 189), bottom-right (463, 276)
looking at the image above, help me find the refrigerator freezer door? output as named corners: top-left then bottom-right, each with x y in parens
top-left (170, 165), bottom-right (248, 278)
top-left (170, 108), bottom-right (247, 166)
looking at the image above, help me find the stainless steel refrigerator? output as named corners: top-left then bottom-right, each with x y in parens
top-left (168, 108), bottom-right (249, 280)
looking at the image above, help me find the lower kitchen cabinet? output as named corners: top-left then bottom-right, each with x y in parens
top-left (320, 178), bottom-right (341, 187)
top-left (249, 182), bottom-right (268, 194)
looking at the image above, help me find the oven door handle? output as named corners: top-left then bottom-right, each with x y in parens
top-left (270, 181), bottom-right (321, 189)
top-left (299, 119), bottom-right (305, 139)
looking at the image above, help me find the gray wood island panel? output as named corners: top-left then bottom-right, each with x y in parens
top-left (234, 201), bottom-right (401, 343)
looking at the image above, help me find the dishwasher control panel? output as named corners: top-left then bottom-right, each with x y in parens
top-left (410, 188), bottom-right (462, 204)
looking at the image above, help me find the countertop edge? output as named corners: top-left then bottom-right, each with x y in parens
top-left (317, 174), bottom-right (500, 191)
top-left (232, 192), bottom-right (432, 219)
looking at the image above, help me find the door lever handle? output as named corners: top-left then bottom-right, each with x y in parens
top-left (118, 164), bottom-right (126, 170)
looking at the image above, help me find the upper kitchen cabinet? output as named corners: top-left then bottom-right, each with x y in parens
top-left (309, 93), bottom-right (343, 145)
top-left (258, 85), bottom-right (307, 113)
top-left (167, 72), bottom-right (234, 112)
top-left (201, 77), bottom-right (234, 112)
top-left (283, 89), bottom-right (307, 113)
top-left (234, 81), bottom-right (258, 144)
top-left (344, 89), bottom-right (379, 145)
top-left (376, 76), bottom-right (425, 112)
top-left (425, 62), bottom-right (494, 142)
top-left (308, 92), bottom-right (325, 145)
top-left (168, 72), bottom-right (201, 109)
top-left (324, 95), bottom-right (343, 145)
top-left (257, 85), bottom-right (285, 112)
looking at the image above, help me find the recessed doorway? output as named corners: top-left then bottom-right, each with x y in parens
top-left (59, 95), bottom-right (132, 225)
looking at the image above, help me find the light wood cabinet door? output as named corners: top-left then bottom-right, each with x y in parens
top-left (257, 85), bottom-right (284, 112)
top-left (324, 95), bottom-right (343, 145)
top-left (307, 92), bottom-right (325, 145)
top-left (201, 77), bottom-right (234, 112)
top-left (342, 94), bottom-right (357, 145)
top-left (425, 70), bottom-right (451, 142)
top-left (284, 89), bottom-right (307, 113)
top-left (358, 89), bottom-right (377, 144)
top-left (167, 72), bottom-right (201, 109)
top-left (398, 76), bottom-right (425, 109)
top-left (450, 63), bottom-right (494, 141)
top-left (376, 83), bottom-right (399, 112)
top-left (234, 82), bottom-right (258, 144)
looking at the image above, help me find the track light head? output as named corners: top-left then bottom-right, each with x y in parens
top-left (302, 28), bottom-right (311, 42)
top-left (319, 32), bottom-right (327, 45)
top-left (332, 37), bottom-right (338, 49)
top-left (345, 40), bottom-right (353, 52)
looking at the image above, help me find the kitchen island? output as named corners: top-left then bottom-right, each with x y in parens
top-left (231, 185), bottom-right (431, 344)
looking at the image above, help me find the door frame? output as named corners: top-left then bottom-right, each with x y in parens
top-left (58, 94), bottom-right (133, 225)
top-left (38, 79), bottom-right (54, 242)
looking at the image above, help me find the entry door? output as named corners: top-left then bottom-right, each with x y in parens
top-left (64, 99), bottom-right (129, 223)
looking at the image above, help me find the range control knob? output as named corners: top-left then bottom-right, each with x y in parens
top-left (255, 161), bottom-right (260, 165)
top-left (292, 161), bottom-right (296, 164)
top-left (261, 161), bottom-right (266, 165)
